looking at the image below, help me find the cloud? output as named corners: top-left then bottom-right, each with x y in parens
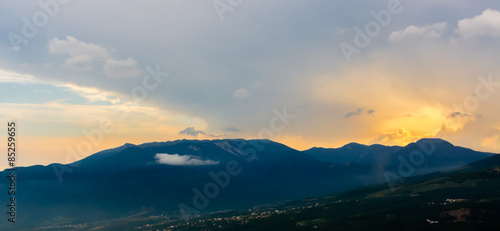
top-left (345, 108), bottom-right (363, 118)
top-left (370, 128), bottom-right (420, 146)
top-left (48, 36), bottom-right (110, 70)
top-left (456, 9), bottom-right (500, 39)
top-left (367, 109), bottom-right (375, 115)
top-left (48, 36), bottom-right (110, 59)
top-left (0, 69), bottom-right (38, 84)
top-left (233, 88), bottom-right (250, 98)
top-left (62, 54), bottom-right (94, 71)
top-left (178, 127), bottom-right (224, 138)
top-left (448, 112), bottom-right (471, 118)
top-left (390, 10), bottom-right (500, 41)
top-left (49, 36), bottom-right (142, 77)
top-left (155, 153), bottom-right (219, 166)
top-left (223, 126), bottom-right (240, 132)
top-left (179, 127), bottom-right (205, 137)
top-left (103, 58), bottom-right (143, 78)
top-left (3, 1), bottom-right (500, 158)
top-left (59, 83), bottom-right (120, 103)
top-left (389, 22), bottom-right (447, 42)
top-left (1, 69), bottom-right (121, 104)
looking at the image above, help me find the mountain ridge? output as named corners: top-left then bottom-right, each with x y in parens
top-left (0, 138), bottom-right (496, 230)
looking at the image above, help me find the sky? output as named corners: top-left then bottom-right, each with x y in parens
top-left (1, 0), bottom-right (500, 170)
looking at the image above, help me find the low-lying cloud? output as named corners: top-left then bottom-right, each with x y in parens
top-left (155, 153), bottom-right (219, 166)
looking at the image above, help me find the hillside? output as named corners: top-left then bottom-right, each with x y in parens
top-left (151, 153), bottom-right (500, 231)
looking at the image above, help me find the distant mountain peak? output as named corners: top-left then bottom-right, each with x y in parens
top-left (123, 143), bottom-right (136, 147)
top-left (414, 138), bottom-right (452, 146)
top-left (344, 142), bottom-right (366, 148)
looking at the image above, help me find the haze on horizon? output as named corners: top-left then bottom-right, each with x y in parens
top-left (1, 0), bottom-right (500, 170)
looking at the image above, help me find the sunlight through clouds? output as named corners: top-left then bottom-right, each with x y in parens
top-left (1, 1), bottom-right (500, 170)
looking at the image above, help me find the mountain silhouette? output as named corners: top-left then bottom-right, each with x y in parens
top-left (0, 138), bottom-right (495, 229)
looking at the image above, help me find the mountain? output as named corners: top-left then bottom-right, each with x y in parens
top-left (303, 142), bottom-right (403, 165)
top-left (0, 138), bottom-right (495, 230)
top-left (457, 150), bottom-right (500, 172)
top-left (0, 139), bottom-right (373, 230)
top-left (304, 138), bottom-right (494, 182)
top-left (386, 139), bottom-right (495, 173)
